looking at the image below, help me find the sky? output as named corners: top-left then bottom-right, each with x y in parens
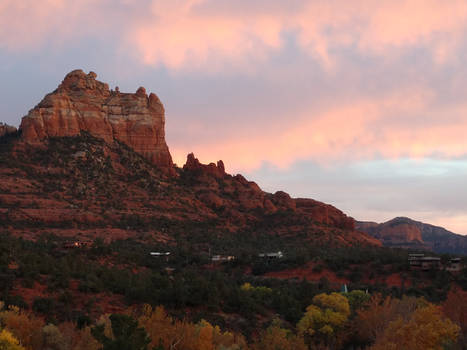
top-left (1, 0), bottom-right (467, 234)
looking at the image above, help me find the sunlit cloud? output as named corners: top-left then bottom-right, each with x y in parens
top-left (0, 0), bottom-right (99, 50)
top-left (127, 0), bottom-right (467, 70)
top-left (170, 86), bottom-right (467, 172)
top-left (2, 1), bottom-right (467, 69)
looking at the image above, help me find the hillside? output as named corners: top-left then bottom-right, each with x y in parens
top-left (0, 70), bottom-right (379, 250)
top-left (357, 217), bottom-right (467, 255)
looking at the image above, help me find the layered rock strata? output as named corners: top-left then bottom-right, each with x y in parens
top-left (19, 70), bottom-right (173, 168)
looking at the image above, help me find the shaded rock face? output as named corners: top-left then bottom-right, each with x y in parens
top-left (0, 123), bottom-right (17, 138)
top-left (19, 70), bottom-right (172, 168)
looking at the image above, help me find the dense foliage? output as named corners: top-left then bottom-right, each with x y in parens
top-left (0, 232), bottom-right (464, 348)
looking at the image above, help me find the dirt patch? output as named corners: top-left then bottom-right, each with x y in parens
top-left (264, 262), bottom-right (349, 286)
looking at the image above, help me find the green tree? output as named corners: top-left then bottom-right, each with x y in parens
top-left (92, 314), bottom-right (150, 350)
top-left (345, 290), bottom-right (370, 313)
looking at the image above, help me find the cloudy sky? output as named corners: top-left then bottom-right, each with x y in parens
top-left (1, 0), bottom-right (467, 234)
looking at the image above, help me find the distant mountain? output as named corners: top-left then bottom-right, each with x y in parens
top-left (0, 69), bottom-right (380, 249)
top-left (357, 217), bottom-right (467, 255)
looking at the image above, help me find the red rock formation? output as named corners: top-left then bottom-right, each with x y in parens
top-left (0, 70), bottom-right (380, 248)
top-left (358, 217), bottom-right (467, 254)
top-left (295, 198), bottom-right (355, 230)
top-left (183, 153), bottom-right (226, 178)
top-left (357, 218), bottom-right (423, 244)
top-left (182, 154), bottom-right (358, 231)
top-left (0, 123), bottom-right (17, 138)
top-left (272, 191), bottom-right (296, 211)
top-left (379, 223), bottom-right (423, 242)
top-left (19, 70), bottom-right (173, 169)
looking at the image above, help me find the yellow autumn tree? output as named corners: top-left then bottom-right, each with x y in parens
top-left (138, 305), bottom-right (193, 349)
top-left (371, 304), bottom-right (459, 350)
top-left (0, 305), bottom-right (44, 350)
top-left (138, 305), bottom-right (248, 350)
top-left (212, 326), bottom-right (248, 350)
top-left (353, 293), bottom-right (427, 346)
top-left (442, 288), bottom-right (467, 348)
top-left (71, 327), bottom-right (101, 350)
top-left (251, 320), bottom-right (306, 350)
top-left (0, 329), bottom-right (25, 350)
top-left (297, 292), bottom-right (350, 347)
top-left (195, 320), bottom-right (215, 350)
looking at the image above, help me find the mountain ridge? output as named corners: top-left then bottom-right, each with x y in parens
top-left (0, 70), bottom-right (380, 248)
top-left (357, 216), bottom-right (467, 255)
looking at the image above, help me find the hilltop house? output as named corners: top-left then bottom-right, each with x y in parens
top-left (211, 255), bottom-right (236, 262)
top-left (446, 258), bottom-right (464, 272)
top-left (150, 252), bottom-right (171, 262)
top-left (63, 240), bottom-right (93, 249)
top-left (408, 254), bottom-right (441, 270)
top-left (409, 254), bottom-right (464, 271)
top-left (258, 251), bottom-right (284, 259)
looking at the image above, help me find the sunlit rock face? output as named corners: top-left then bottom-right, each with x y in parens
top-left (20, 69), bottom-right (173, 168)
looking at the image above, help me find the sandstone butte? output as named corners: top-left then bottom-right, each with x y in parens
top-left (19, 69), bottom-right (172, 169)
top-left (0, 70), bottom-right (381, 246)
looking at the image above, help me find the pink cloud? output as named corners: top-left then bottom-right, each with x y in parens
top-left (0, 0), bottom-right (127, 51)
top-left (126, 0), bottom-right (467, 70)
top-left (170, 87), bottom-right (467, 172)
top-left (3, 0), bottom-right (467, 174)
top-left (3, 1), bottom-right (466, 69)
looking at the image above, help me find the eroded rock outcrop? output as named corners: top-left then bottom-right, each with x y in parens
top-left (183, 153), bottom-right (226, 178)
top-left (182, 153), bottom-right (358, 231)
top-left (19, 70), bottom-right (173, 168)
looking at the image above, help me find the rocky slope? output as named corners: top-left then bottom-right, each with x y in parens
top-left (0, 70), bottom-right (379, 248)
top-left (357, 217), bottom-right (467, 255)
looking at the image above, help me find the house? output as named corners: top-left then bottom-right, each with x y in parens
top-left (63, 240), bottom-right (93, 249)
top-left (408, 254), bottom-right (441, 270)
top-left (408, 253), bottom-right (425, 268)
top-left (150, 252), bottom-right (170, 256)
top-left (258, 251), bottom-right (284, 259)
top-left (211, 255), bottom-right (235, 262)
top-left (446, 258), bottom-right (464, 272)
top-left (420, 257), bottom-right (441, 270)
top-left (150, 252), bottom-right (171, 262)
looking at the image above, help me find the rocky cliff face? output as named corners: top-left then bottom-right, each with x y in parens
top-left (356, 217), bottom-right (426, 250)
top-left (357, 217), bottom-right (467, 254)
top-left (19, 70), bottom-right (173, 169)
